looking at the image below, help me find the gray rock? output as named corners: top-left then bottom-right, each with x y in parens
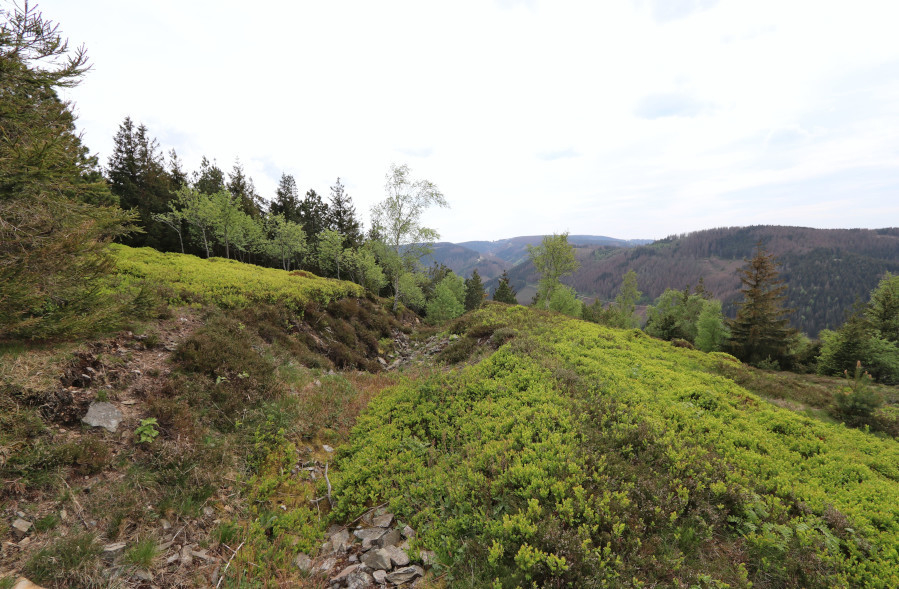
top-left (330, 528), bottom-right (351, 552)
top-left (293, 553), bottom-right (312, 572)
top-left (361, 548), bottom-right (392, 570)
top-left (373, 569), bottom-right (388, 584)
top-left (377, 357), bottom-right (387, 366)
top-left (331, 563), bottom-right (361, 583)
top-left (317, 557), bottom-right (337, 574)
top-left (371, 513), bottom-right (394, 528)
top-left (346, 571), bottom-right (373, 589)
top-left (11, 518), bottom-right (32, 539)
top-left (401, 525), bottom-right (416, 538)
top-left (353, 527), bottom-right (388, 542)
top-left (386, 566), bottom-right (424, 584)
top-left (376, 528), bottom-right (402, 548)
top-left (133, 569), bottom-right (153, 582)
top-left (419, 550), bottom-right (437, 566)
top-left (82, 402), bottom-right (123, 432)
top-left (101, 541), bottom-right (127, 562)
top-left (383, 544), bottom-right (410, 567)
top-left (323, 444), bottom-right (334, 453)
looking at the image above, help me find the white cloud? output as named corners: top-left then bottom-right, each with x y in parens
top-left (41, 0), bottom-right (899, 242)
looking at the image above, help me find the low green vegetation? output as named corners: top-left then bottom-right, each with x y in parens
top-left (332, 303), bottom-right (899, 587)
top-left (111, 243), bottom-right (363, 311)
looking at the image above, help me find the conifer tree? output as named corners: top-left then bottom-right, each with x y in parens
top-left (227, 158), bottom-right (263, 218)
top-left (299, 188), bottom-right (329, 248)
top-left (193, 156), bottom-right (224, 194)
top-left (107, 117), bottom-right (174, 249)
top-left (493, 270), bottom-right (518, 304)
top-left (728, 242), bottom-right (797, 367)
top-left (1, 1), bottom-right (135, 338)
top-left (328, 177), bottom-right (363, 248)
top-left (270, 173), bottom-right (300, 222)
top-left (464, 269), bottom-right (485, 311)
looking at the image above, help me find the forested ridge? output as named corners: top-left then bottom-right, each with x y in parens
top-left (491, 226), bottom-right (899, 337)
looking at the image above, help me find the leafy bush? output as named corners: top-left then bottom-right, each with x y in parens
top-left (834, 362), bottom-right (882, 425)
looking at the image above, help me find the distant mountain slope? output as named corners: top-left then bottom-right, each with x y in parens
top-left (489, 226), bottom-right (899, 337)
top-left (426, 234), bottom-right (652, 281)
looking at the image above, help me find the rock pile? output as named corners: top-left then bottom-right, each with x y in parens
top-left (296, 507), bottom-right (436, 588)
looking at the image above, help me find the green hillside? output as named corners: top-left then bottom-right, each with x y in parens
top-left (2, 247), bottom-right (898, 588)
top-left (333, 304), bottom-right (899, 587)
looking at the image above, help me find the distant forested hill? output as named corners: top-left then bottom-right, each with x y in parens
top-left (488, 226), bottom-right (899, 337)
top-left (425, 235), bottom-right (651, 281)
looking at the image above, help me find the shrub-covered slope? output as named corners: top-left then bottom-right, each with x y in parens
top-left (332, 303), bottom-right (899, 588)
top-left (111, 244), bottom-right (363, 311)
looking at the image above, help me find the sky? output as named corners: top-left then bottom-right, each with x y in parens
top-left (38, 0), bottom-right (899, 243)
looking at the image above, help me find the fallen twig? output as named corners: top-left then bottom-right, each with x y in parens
top-left (215, 540), bottom-right (244, 589)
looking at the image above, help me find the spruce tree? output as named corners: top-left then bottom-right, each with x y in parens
top-left (107, 117), bottom-right (174, 249)
top-left (270, 173), bottom-right (300, 222)
top-left (193, 156), bottom-right (225, 194)
top-left (728, 243), bottom-right (797, 367)
top-left (227, 158), bottom-right (263, 218)
top-left (1, 2), bottom-right (135, 338)
top-left (493, 270), bottom-right (518, 304)
top-left (328, 177), bottom-right (363, 248)
top-left (464, 269), bottom-right (485, 311)
top-left (298, 188), bottom-right (329, 252)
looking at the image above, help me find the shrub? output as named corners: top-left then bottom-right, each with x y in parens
top-left (834, 362), bottom-right (882, 426)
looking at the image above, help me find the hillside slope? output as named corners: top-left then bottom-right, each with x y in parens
top-left (333, 303), bottom-right (899, 587)
top-left (492, 226), bottom-right (899, 336)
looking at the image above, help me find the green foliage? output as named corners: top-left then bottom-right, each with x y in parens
top-left (528, 233), bottom-right (580, 310)
top-left (0, 2), bottom-right (137, 340)
top-left (124, 537), bottom-right (159, 569)
top-left (112, 243), bottom-right (363, 311)
top-left (868, 272), bottom-right (899, 343)
top-left (818, 275), bottom-right (899, 384)
top-left (370, 163), bottom-right (448, 310)
top-left (729, 243), bottom-right (798, 367)
top-left (695, 299), bottom-right (729, 352)
top-left (546, 284), bottom-right (582, 318)
top-left (493, 269), bottom-right (518, 304)
top-left (332, 304), bottom-right (899, 587)
top-left (465, 269), bottom-right (486, 311)
top-left (135, 417), bottom-right (160, 444)
top-left (266, 212), bottom-right (306, 271)
top-left (426, 274), bottom-right (466, 324)
top-left (834, 362), bottom-right (882, 426)
top-left (23, 532), bottom-right (102, 586)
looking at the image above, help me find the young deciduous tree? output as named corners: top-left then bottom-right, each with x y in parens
top-left (426, 274), bottom-right (466, 324)
top-left (607, 270), bottom-right (641, 329)
top-left (371, 163), bottom-right (448, 310)
top-left (728, 243), bottom-right (797, 367)
top-left (528, 233), bottom-right (580, 310)
top-left (266, 213), bottom-right (306, 271)
top-left (317, 229), bottom-right (346, 279)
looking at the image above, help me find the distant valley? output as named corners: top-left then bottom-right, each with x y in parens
top-left (428, 226), bottom-right (899, 337)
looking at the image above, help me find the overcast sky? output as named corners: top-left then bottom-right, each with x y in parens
top-left (40, 0), bottom-right (899, 243)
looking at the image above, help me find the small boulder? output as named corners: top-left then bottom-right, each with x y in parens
top-left (81, 402), bottom-right (123, 433)
top-left (12, 578), bottom-right (45, 589)
top-left (331, 563), bottom-right (361, 584)
top-left (330, 528), bottom-right (351, 552)
top-left (346, 570), bottom-right (374, 589)
top-left (377, 528), bottom-right (402, 548)
top-left (293, 552), bottom-right (312, 572)
top-left (361, 548), bottom-right (392, 571)
top-left (101, 541), bottom-right (127, 562)
top-left (383, 544), bottom-right (410, 567)
top-left (401, 525), bottom-right (416, 538)
top-left (11, 519), bottom-right (32, 539)
top-left (371, 513), bottom-right (394, 528)
top-left (372, 569), bottom-right (388, 584)
top-left (386, 566), bottom-right (424, 584)
top-left (353, 527), bottom-right (388, 542)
